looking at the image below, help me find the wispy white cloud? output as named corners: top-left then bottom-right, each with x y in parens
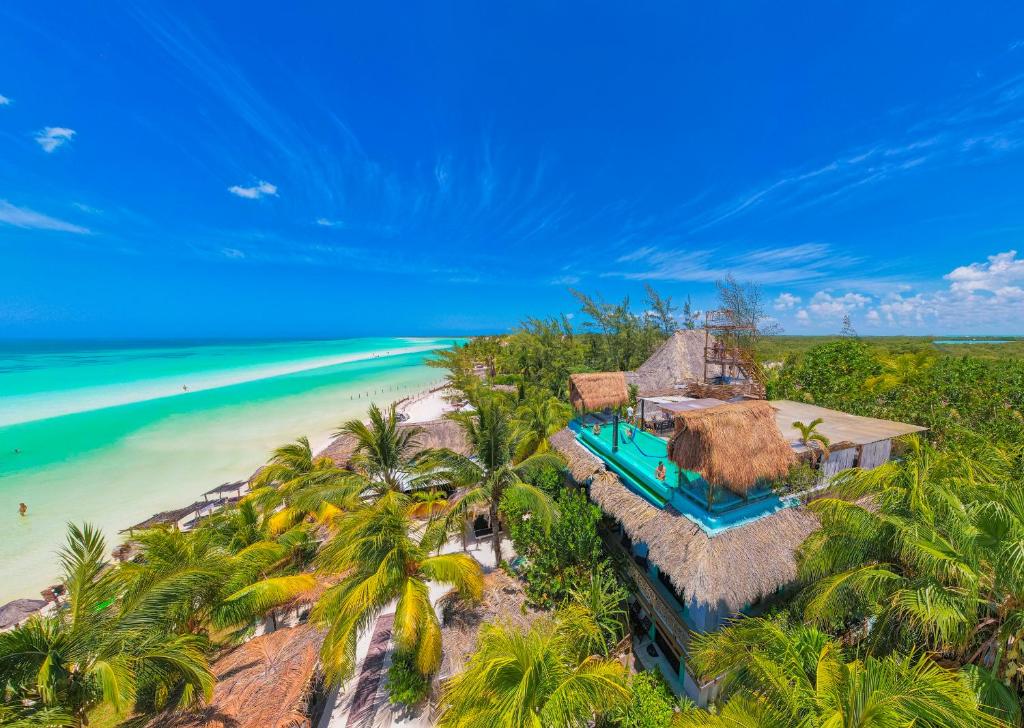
top-left (35, 127), bottom-right (75, 153)
top-left (315, 217), bottom-right (343, 228)
top-left (0, 94), bottom-right (11, 106)
top-left (603, 241), bottom-right (855, 286)
top-left (0, 200), bottom-right (90, 233)
top-left (549, 274), bottom-right (581, 286)
top-left (228, 180), bottom-right (277, 199)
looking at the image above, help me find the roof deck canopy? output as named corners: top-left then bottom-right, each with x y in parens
top-left (569, 371), bottom-right (629, 412)
top-left (770, 400), bottom-right (926, 448)
top-left (668, 400), bottom-right (795, 496)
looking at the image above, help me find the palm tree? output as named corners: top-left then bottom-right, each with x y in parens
top-left (867, 350), bottom-right (936, 393)
top-left (248, 436), bottom-right (355, 532)
top-left (792, 417), bottom-right (830, 463)
top-left (795, 437), bottom-right (1024, 672)
top-left (676, 618), bottom-right (1004, 728)
top-left (433, 394), bottom-right (558, 567)
top-left (436, 615), bottom-right (629, 727)
top-left (0, 525), bottom-right (214, 726)
top-left (311, 491), bottom-right (483, 681)
top-left (557, 568), bottom-right (628, 658)
top-left (512, 392), bottom-right (573, 463)
top-left (335, 402), bottom-right (428, 497)
top-left (117, 522), bottom-right (317, 637)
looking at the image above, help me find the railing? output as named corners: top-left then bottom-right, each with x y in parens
top-left (604, 535), bottom-right (692, 655)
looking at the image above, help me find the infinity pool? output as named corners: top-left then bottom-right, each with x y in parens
top-left (571, 419), bottom-right (794, 535)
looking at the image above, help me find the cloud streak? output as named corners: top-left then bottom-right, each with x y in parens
top-left (0, 200), bottom-right (90, 233)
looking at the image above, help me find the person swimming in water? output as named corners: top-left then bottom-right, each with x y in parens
top-left (591, 423), bottom-right (602, 436)
top-left (655, 461), bottom-right (666, 481)
top-left (18, 502), bottom-right (27, 517)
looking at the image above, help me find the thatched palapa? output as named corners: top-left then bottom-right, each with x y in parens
top-left (626, 330), bottom-right (710, 394)
top-left (668, 400), bottom-right (795, 495)
top-left (148, 625), bottom-right (324, 728)
top-left (568, 371), bottom-right (629, 412)
top-left (589, 469), bottom-right (818, 614)
top-left (323, 417), bottom-right (472, 468)
top-left (0, 598), bottom-right (47, 631)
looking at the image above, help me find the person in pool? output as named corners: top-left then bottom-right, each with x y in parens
top-left (591, 423), bottom-right (602, 436)
top-left (655, 461), bottom-right (666, 481)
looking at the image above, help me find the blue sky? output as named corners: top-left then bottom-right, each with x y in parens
top-left (2, 2), bottom-right (1024, 338)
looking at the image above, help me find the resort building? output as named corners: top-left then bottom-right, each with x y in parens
top-left (555, 370), bottom-right (924, 705)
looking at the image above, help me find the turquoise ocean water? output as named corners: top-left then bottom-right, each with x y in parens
top-left (0, 337), bottom-right (458, 603)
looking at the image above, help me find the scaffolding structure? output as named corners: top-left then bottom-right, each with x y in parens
top-left (702, 309), bottom-right (761, 386)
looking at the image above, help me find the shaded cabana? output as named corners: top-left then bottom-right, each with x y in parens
top-left (148, 625), bottom-right (325, 728)
top-left (568, 372), bottom-right (629, 413)
top-left (0, 598), bottom-right (47, 631)
top-left (120, 503), bottom-right (202, 536)
top-left (668, 400), bottom-right (795, 499)
top-left (204, 480), bottom-right (247, 502)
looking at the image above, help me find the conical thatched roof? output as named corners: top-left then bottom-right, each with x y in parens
top-left (568, 372), bottom-right (629, 412)
top-left (627, 330), bottom-right (711, 394)
top-left (148, 625), bottom-right (323, 728)
top-left (668, 400), bottom-right (795, 496)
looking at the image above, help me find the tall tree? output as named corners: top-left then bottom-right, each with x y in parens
top-left (335, 403), bottom-right (428, 497)
top-left (434, 394), bottom-right (558, 566)
top-left (312, 491), bottom-right (483, 681)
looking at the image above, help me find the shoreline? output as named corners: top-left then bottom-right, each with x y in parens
top-left (1, 384), bottom-right (457, 619)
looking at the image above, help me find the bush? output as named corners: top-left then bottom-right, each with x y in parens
top-left (610, 670), bottom-right (678, 727)
top-left (516, 457), bottom-right (565, 498)
top-left (386, 650), bottom-right (429, 706)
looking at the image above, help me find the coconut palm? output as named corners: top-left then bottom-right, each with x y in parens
top-left (0, 524), bottom-right (214, 726)
top-left (792, 417), bottom-right (830, 463)
top-left (311, 491), bottom-right (483, 681)
top-left (335, 402), bottom-right (430, 497)
top-left (867, 350), bottom-right (936, 393)
top-left (677, 618), bottom-right (1004, 728)
top-left (247, 436), bottom-right (356, 532)
top-left (432, 394), bottom-right (558, 566)
top-left (117, 522), bottom-right (316, 636)
top-left (512, 392), bottom-right (573, 462)
top-left (557, 568), bottom-right (628, 658)
top-left (795, 437), bottom-right (1018, 664)
top-left (436, 614), bottom-right (629, 728)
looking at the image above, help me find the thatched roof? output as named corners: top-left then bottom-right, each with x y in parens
top-left (548, 428), bottom-right (604, 483)
top-left (149, 625), bottom-right (324, 728)
top-left (568, 372), bottom-right (629, 412)
top-left (627, 330), bottom-right (710, 394)
top-left (121, 503), bottom-right (202, 533)
top-left (438, 570), bottom-right (541, 681)
top-left (0, 598), bottom-right (47, 630)
top-left (668, 400), bottom-right (795, 496)
top-left (322, 417), bottom-right (472, 468)
top-left (589, 468), bottom-right (818, 612)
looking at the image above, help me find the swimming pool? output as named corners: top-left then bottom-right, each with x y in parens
top-left (571, 419), bottom-right (794, 535)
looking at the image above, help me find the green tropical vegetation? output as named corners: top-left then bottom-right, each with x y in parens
top-left (4, 282), bottom-right (1024, 727)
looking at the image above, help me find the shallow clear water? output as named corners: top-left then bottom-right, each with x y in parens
top-left (932, 339), bottom-right (1013, 344)
top-left (0, 337), bottom-right (458, 602)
